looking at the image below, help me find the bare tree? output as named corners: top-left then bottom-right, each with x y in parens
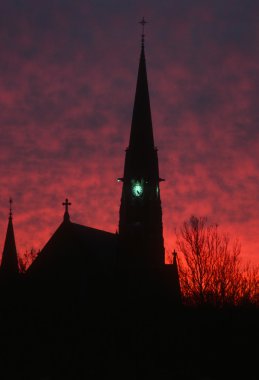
top-left (238, 262), bottom-right (259, 306)
top-left (176, 216), bottom-right (259, 307)
top-left (19, 248), bottom-right (39, 273)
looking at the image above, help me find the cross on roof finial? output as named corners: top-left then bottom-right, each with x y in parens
top-left (9, 197), bottom-right (13, 218)
top-left (62, 198), bottom-right (71, 214)
top-left (62, 198), bottom-right (72, 222)
top-left (139, 17), bottom-right (148, 46)
top-left (172, 249), bottom-right (178, 265)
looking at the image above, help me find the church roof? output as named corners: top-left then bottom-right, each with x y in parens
top-left (26, 220), bottom-right (118, 281)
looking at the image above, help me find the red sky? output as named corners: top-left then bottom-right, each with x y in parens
top-left (0, 0), bottom-right (258, 265)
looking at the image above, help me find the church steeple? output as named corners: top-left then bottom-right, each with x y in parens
top-left (119, 21), bottom-right (165, 269)
top-left (0, 199), bottom-right (19, 276)
top-left (124, 20), bottom-right (159, 182)
top-left (129, 24), bottom-right (154, 154)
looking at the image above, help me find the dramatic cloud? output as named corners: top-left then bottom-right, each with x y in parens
top-left (0, 0), bottom-right (258, 264)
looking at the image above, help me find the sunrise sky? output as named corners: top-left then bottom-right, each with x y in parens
top-left (0, 0), bottom-right (258, 265)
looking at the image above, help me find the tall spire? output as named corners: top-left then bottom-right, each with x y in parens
top-left (119, 20), bottom-right (165, 270)
top-left (128, 17), bottom-right (154, 154)
top-left (0, 199), bottom-right (19, 276)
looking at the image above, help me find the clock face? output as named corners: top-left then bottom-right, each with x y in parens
top-left (132, 181), bottom-right (143, 197)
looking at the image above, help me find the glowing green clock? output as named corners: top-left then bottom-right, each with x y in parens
top-left (132, 181), bottom-right (143, 197)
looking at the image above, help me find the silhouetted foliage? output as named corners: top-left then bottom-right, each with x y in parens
top-left (19, 248), bottom-right (39, 272)
top-left (177, 216), bottom-right (259, 307)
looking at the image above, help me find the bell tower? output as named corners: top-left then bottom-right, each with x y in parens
top-left (118, 20), bottom-right (165, 272)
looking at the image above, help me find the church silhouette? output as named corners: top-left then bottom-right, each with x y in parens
top-left (0, 27), bottom-right (258, 380)
top-left (0, 29), bottom-right (181, 305)
top-left (0, 27), bottom-right (182, 379)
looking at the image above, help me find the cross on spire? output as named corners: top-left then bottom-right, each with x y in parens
top-left (139, 17), bottom-right (147, 34)
top-left (62, 198), bottom-right (71, 222)
top-left (139, 17), bottom-right (148, 46)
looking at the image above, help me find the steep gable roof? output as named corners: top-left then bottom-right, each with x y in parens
top-left (27, 221), bottom-right (118, 281)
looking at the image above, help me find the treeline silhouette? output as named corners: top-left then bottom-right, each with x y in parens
top-left (176, 216), bottom-right (258, 308)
